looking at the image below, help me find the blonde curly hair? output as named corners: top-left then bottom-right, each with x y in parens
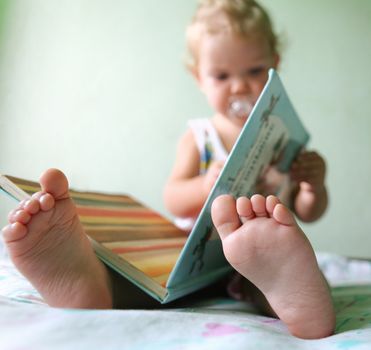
top-left (186, 0), bottom-right (280, 71)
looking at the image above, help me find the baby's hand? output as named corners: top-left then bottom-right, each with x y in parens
top-left (203, 161), bottom-right (224, 195)
top-left (290, 151), bottom-right (326, 193)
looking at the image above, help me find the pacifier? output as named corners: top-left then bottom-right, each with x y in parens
top-left (228, 96), bottom-right (255, 119)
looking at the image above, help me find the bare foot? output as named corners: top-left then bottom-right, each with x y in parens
top-left (2, 169), bottom-right (112, 308)
top-left (211, 194), bottom-right (335, 339)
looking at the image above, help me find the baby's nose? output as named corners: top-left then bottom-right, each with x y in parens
top-left (231, 77), bottom-right (251, 94)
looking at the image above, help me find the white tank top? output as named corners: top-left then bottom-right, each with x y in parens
top-left (174, 119), bottom-right (228, 230)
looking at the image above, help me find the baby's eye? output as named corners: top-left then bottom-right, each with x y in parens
top-left (214, 72), bottom-right (229, 81)
top-left (247, 66), bottom-right (266, 77)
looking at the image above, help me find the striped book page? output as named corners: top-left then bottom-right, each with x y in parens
top-left (4, 176), bottom-right (188, 288)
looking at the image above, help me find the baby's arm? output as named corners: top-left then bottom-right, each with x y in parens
top-left (163, 130), bottom-right (223, 219)
top-left (290, 151), bottom-right (328, 222)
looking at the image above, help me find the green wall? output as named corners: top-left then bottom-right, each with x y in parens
top-left (0, 1), bottom-right (370, 257)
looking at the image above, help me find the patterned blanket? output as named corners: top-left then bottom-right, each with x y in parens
top-left (1, 248), bottom-right (371, 350)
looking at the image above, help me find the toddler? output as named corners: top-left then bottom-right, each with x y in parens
top-left (1, 0), bottom-right (335, 340)
top-left (163, 0), bottom-right (335, 338)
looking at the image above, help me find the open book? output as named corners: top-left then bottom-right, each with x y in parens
top-left (0, 69), bottom-right (309, 303)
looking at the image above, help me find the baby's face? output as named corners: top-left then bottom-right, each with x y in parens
top-left (195, 32), bottom-right (278, 126)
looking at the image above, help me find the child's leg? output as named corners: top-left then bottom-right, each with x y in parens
top-left (211, 194), bottom-right (335, 339)
top-left (2, 169), bottom-right (113, 308)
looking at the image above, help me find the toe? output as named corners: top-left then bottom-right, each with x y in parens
top-left (236, 197), bottom-right (254, 223)
top-left (39, 168), bottom-right (70, 200)
top-left (8, 208), bottom-right (18, 222)
top-left (19, 200), bottom-right (27, 209)
top-left (273, 204), bottom-right (297, 226)
top-left (39, 193), bottom-right (55, 211)
top-left (24, 199), bottom-right (41, 215)
top-left (211, 194), bottom-right (241, 240)
top-left (32, 192), bottom-right (43, 201)
top-left (250, 194), bottom-right (268, 217)
top-left (266, 195), bottom-right (280, 216)
top-left (2, 222), bottom-right (28, 242)
top-left (9, 209), bottom-right (31, 225)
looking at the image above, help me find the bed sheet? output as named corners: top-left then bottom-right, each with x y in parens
top-left (1, 247), bottom-right (371, 350)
